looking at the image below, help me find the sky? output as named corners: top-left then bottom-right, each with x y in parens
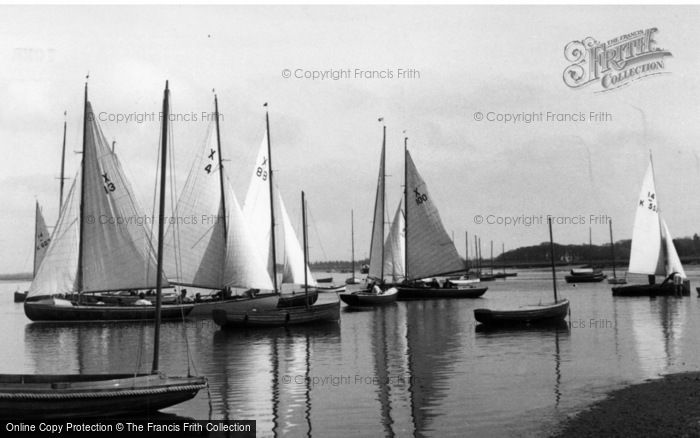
top-left (1, 5), bottom-right (700, 273)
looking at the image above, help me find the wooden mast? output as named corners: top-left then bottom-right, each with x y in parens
top-left (302, 191), bottom-right (309, 309)
top-left (380, 125), bottom-right (386, 281)
top-left (465, 231), bottom-right (469, 272)
top-left (59, 112), bottom-right (67, 211)
top-left (350, 209), bottom-right (355, 279)
top-left (152, 80), bottom-right (169, 373)
top-left (214, 94), bottom-right (228, 297)
top-left (265, 105), bottom-right (279, 294)
top-left (549, 217), bottom-right (558, 302)
top-left (77, 82), bottom-right (88, 298)
top-left (609, 219), bottom-right (617, 279)
top-left (403, 135), bottom-right (408, 281)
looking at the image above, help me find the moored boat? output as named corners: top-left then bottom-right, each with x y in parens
top-left (565, 268), bottom-right (606, 283)
top-left (611, 156), bottom-right (690, 297)
top-left (339, 287), bottom-right (398, 307)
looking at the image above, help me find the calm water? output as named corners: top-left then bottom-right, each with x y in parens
top-left (3, 268), bottom-right (700, 437)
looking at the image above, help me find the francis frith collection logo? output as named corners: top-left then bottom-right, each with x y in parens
top-left (563, 28), bottom-right (672, 92)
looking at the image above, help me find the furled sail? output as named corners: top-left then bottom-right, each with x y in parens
top-left (80, 101), bottom-right (163, 292)
top-left (27, 175), bottom-right (80, 298)
top-left (661, 218), bottom-right (686, 278)
top-left (627, 160), bottom-right (664, 276)
top-left (33, 201), bottom-right (51, 276)
top-left (405, 150), bottom-right (464, 280)
top-left (368, 138), bottom-right (386, 280)
top-left (279, 191), bottom-right (317, 287)
top-left (243, 132), bottom-right (274, 278)
top-left (383, 200), bottom-right (405, 282)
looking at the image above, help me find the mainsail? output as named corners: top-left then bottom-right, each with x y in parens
top-left (405, 150), bottom-right (464, 280)
top-left (383, 200), bottom-right (405, 282)
top-left (279, 191), bottom-right (317, 287)
top-left (628, 159), bottom-right (665, 276)
top-left (243, 132), bottom-right (274, 278)
top-left (28, 100), bottom-right (163, 298)
top-left (368, 130), bottom-right (386, 280)
top-left (33, 202), bottom-right (51, 276)
top-left (164, 123), bottom-right (273, 290)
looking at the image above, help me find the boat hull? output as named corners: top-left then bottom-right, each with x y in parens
top-left (212, 301), bottom-right (340, 328)
top-left (188, 293), bottom-right (279, 317)
top-left (14, 291), bottom-right (28, 303)
top-left (474, 299), bottom-right (570, 326)
top-left (612, 281), bottom-right (690, 297)
top-left (396, 286), bottom-right (487, 300)
top-left (24, 301), bottom-right (194, 322)
top-left (607, 278), bottom-right (627, 285)
top-left (339, 288), bottom-right (398, 307)
top-left (0, 373), bottom-right (206, 419)
top-left (565, 273), bottom-right (606, 283)
top-left (277, 289), bottom-right (319, 308)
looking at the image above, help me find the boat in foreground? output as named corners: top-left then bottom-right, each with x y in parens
top-left (474, 299), bottom-right (570, 326)
top-left (212, 299), bottom-right (339, 327)
top-left (24, 298), bottom-right (194, 322)
top-left (0, 373), bottom-right (206, 419)
top-left (339, 287), bottom-right (398, 307)
top-left (613, 274), bottom-right (689, 297)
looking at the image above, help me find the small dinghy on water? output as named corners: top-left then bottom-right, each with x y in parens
top-left (396, 137), bottom-right (487, 300)
top-left (565, 227), bottom-right (606, 283)
top-left (2, 81), bottom-right (205, 418)
top-left (213, 191), bottom-right (339, 327)
top-left (15, 202), bottom-right (53, 303)
top-left (340, 123), bottom-right (398, 308)
top-left (23, 84), bottom-right (193, 322)
top-left (474, 218), bottom-right (569, 326)
top-left (612, 156), bottom-right (690, 297)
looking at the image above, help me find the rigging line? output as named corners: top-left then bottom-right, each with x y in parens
top-left (307, 205), bottom-right (328, 262)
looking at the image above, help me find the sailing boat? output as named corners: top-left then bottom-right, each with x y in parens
top-left (339, 123), bottom-right (398, 307)
top-left (396, 138), bottom-right (487, 299)
top-left (607, 220), bottom-right (627, 285)
top-left (612, 157), bottom-right (689, 296)
top-left (212, 191), bottom-right (340, 327)
top-left (2, 81), bottom-right (206, 418)
top-left (23, 84), bottom-right (194, 322)
top-left (345, 210), bottom-right (361, 285)
top-left (163, 95), bottom-right (276, 317)
top-left (565, 227), bottom-right (606, 283)
top-left (239, 108), bottom-right (319, 309)
top-left (474, 217), bottom-right (570, 326)
top-left (14, 203), bottom-right (52, 303)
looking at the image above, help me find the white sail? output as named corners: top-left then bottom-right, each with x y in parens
top-left (661, 218), bottom-right (686, 278)
top-left (33, 201), bottom-right (51, 276)
top-left (223, 177), bottom-right (274, 290)
top-left (243, 132), bottom-right (274, 278)
top-left (383, 200), bottom-right (405, 282)
top-left (628, 160), bottom-right (664, 276)
top-left (405, 150), bottom-right (464, 280)
top-left (81, 101), bottom-right (163, 292)
top-left (368, 138), bottom-right (386, 280)
top-left (164, 123), bottom-right (227, 288)
top-left (279, 191), bottom-right (317, 287)
top-left (27, 175), bottom-right (80, 298)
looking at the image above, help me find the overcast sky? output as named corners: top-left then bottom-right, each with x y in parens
top-left (1, 5), bottom-right (700, 273)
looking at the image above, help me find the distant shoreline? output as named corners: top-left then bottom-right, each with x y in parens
top-left (0, 273), bottom-right (32, 281)
top-left (552, 372), bottom-right (700, 437)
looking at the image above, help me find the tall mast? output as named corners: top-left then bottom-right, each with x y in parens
top-left (473, 235), bottom-right (478, 276)
top-left (302, 191), bottom-right (309, 309)
top-left (588, 227), bottom-right (593, 267)
top-left (152, 80), bottom-right (170, 373)
top-left (490, 240), bottom-right (494, 275)
top-left (350, 209), bottom-right (355, 278)
top-left (214, 94), bottom-right (228, 292)
top-left (609, 219), bottom-right (617, 278)
top-left (77, 82), bottom-right (88, 295)
top-left (502, 242), bottom-right (505, 275)
top-left (59, 112), bottom-right (67, 211)
top-left (403, 135), bottom-right (408, 280)
top-left (549, 217), bottom-right (558, 302)
top-left (32, 202), bottom-right (39, 277)
top-left (380, 124), bottom-right (386, 280)
top-left (266, 106), bottom-right (279, 294)
top-left (465, 231), bottom-right (469, 272)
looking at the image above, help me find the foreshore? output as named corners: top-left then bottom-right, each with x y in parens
top-left (553, 372), bottom-right (700, 437)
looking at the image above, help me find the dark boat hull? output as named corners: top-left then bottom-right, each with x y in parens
top-left (474, 299), bottom-right (570, 326)
top-left (607, 277), bottom-right (627, 285)
top-left (612, 281), bottom-right (690, 297)
top-left (277, 289), bottom-right (319, 308)
top-left (187, 293), bottom-right (279, 317)
top-left (565, 274), bottom-right (606, 283)
top-left (396, 286), bottom-right (487, 300)
top-left (0, 373), bottom-right (206, 419)
top-left (24, 301), bottom-right (194, 322)
top-left (316, 277), bottom-right (333, 283)
top-left (14, 291), bottom-right (28, 303)
top-left (212, 301), bottom-right (340, 328)
top-left (339, 289), bottom-right (398, 307)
